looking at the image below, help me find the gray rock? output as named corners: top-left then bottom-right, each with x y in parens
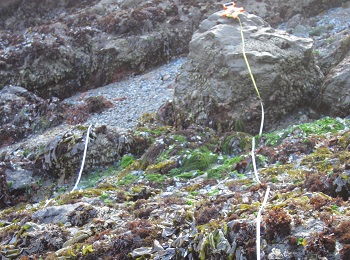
top-left (31, 203), bottom-right (79, 224)
top-left (0, 0), bottom-right (222, 100)
top-left (242, 0), bottom-right (347, 27)
top-left (318, 56), bottom-right (350, 117)
top-left (6, 168), bottom-right (35, 190)
top-left (172, 11), bottom-right (323, 133)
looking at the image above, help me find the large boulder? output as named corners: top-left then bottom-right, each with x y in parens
top-left (171, 11), bottom-right (324, 133)
top-left (317, 55), bottom-right (350, 117)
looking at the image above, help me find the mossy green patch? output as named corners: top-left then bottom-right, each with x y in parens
top-left (181, 147), bottom-right (218, 172)
top-left (121, 155), bottom-right (135, 168)
top-left (176, 171), bottom-right (204, 179)
top-left (260, 129), bottom-right (292, 147)
top-left (80, 165), bottom-right (119, 189)
top-left (221, 132), bottom-right (252, 155)
top-left (297, 117), bottom-right (347, 135)
top-left (117, 173), bottom-right (139, 186)
top-left (260, 117), bottom-right (349, 147)
top-left (207, 164), bottom-right (232, 179)
top-left (145, 173), bottom-right (164, 182)
top-left (224, 156), bottom-right (244, 165)
top-left (145, 159), bottom-right (176, 174)
top-left (173, 134), bottom-right (187, 143)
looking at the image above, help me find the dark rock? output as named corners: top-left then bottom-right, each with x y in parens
top-left (67, 203), bottom-right (98, 227)
top-left (172, 11), bottom-right (323, 134)
top-left (0, 164), bottom-right (10, 208)
top-left (35, 125), bottom-right (151, 180)
top-left (32, 203), bottom-right (83, 224)
top-left (316, 33), bottom-right (350, 75)
top-left (0, 0), bottom-right (222, 99)
top-left (0, 85), bottom-right (64, 147)
top-left (317, 56), bottom-right (350, 117)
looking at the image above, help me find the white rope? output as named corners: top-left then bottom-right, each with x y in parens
top-left (251, 137), bottom-right (261, 185)
top-left (42, 125), bottom-right (92, 208)
top-left (237, 15), bottom-right (269, 260)
top-left (71, 125), bottom-right (92, 193)
top-left (256, 186), bottom-right (270, 259)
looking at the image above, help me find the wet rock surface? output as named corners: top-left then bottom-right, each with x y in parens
top-left (1, 1), bottom-right (350, 259)
top-left (318, 56), bottom-right (350, 117)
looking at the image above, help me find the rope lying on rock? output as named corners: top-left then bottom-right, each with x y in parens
top-left (71, 124), bottom-right (92, 193)
top-left (223, 2), bottom-right (270, 258)
top-left (43, 125), bottom-right (92, 208)
top-left (237, 15), bottom-right (270, 260)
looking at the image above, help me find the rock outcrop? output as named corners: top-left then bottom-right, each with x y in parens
top-left (36, 125), bottom-right (151, 179)
top-left (0, 85), bottom-right (64, 147)
top-left (172, 11), bottom-right (324, 133)
top-left (318, 56), bottom-right (350, 117)
top-left (0, 164), bottom-right (10, 209)
top-left (0, 0), bottom-right (221, 99)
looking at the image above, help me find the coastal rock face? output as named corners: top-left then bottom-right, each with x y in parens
top-left (35, 125), bottom-right (150, 179)
top-left (318, 56), bottom-right (350, 117)
top-left (0, 85), bottom-right (63, 147)
top-left (172, 11), bottom-right (323, 133)
top-left (0, 0), bottom-right (345, 100)
top-left (0, 0), bottom-right (221, 99)
top-left (0, 164), bottom-right (9, 209)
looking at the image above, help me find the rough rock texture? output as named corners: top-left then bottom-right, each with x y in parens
top-left (0, 0), bottom-right (222, 99)
top-left (172, 11), bottom-right (324, 133)
top-left (0, 85), bottom-right (64, 147)
top-left (35, 124), bottom-right (151, 181)
top-left (0, 124), bottom-right (151, 205)
top-left (281, 5), bottom-right (350, 75)
top-left (318, 56), bottom-right (350, 117)
top-left (0, 164), bottom-right (10, 209)
top-left (0, 0), bottom-right (345, 100)
top-left (239, 0), bottom-right (347, 27)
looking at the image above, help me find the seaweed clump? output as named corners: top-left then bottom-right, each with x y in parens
top-left (335, 221), bottom-right (350, 259)
top-left (264, 208), bottom-right (292, 241)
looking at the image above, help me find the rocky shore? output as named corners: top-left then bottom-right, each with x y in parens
top-left (1, 0), bottom-right (350, 259)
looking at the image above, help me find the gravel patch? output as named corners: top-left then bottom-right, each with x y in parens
top-left (63, 57), bottom-right (186, 130)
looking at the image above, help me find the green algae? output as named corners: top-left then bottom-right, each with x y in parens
top-left (221, 132), bottom-right (252, 155)
top-left (260, 164), bottom-right (307, 183)
top-left (145, 159), bottom-right (176, 174)
top-left (117, 173), bottom-right (139, 186)
top-left (121, 155), bottom-right (135, 168)
top-left (259, 117), bottom-right (350, 147)
top-left (80, 165), bottom-right (119, 188)
top-left (301, 147), bottom-right (335, 172)
top-left (145, 173), bottom-right (164, 182)
top-left (298, 117), bottom-right (347, 135)
top-left (181, 147), bottom-right (218, 172)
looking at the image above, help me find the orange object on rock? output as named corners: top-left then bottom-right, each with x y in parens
top-left (222, 2), bottom-right (244, 19)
